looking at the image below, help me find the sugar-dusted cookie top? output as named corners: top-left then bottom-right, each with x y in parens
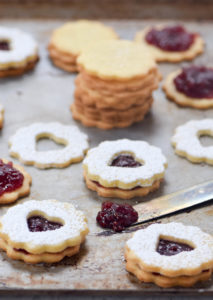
top-left (126, 222), bottom-right (213, 277)
top-left (77, 40), bottom-right (157, 80)
top-left (0, 199), bottom-right (89, 254)
top-left (9, 122), bottom-right (89, 169)
top-left (50, 20), bottom-right (118, 56)
top-left (83, 139), bottom-right (167, 189)
top-left (171, 119), bottom-right (213, 164)
top-left (0, 26), bottom-right (38, 69)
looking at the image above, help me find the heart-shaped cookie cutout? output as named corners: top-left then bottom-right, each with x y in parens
top-left (157, 238), bottom-right (193, 256)
top-left (110, 153), bottom-right (142, 168)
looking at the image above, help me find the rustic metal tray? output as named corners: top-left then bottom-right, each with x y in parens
top-left (0, 1), bottom-right (212, 296)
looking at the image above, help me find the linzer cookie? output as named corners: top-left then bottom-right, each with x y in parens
top-left (163, 66), bottom-right (213, 109)
top-left (125, 222), bottom-right (213, 288)
top-left (171, 119), bottom-right (213, 165)
top-left (0, 27), bottom-right (38, 77)
top-left (0, 199), bottom-right (89, 264)
top-left (48, 20), bottom-right (118, 72)
top-left (135, 25), bottom-right (204, 62)
top-left (0, 104), bottom-right (4, 128)
top-left (0, 159), bottom-right (31, 204)
top-left (71, 40), bottom-right (160, 129)
top-left (83, 139), bottom-right (167, 199)
top-left (9, 122), bottom-right (89, 169)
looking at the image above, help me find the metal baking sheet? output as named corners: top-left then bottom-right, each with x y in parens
top-left (0, 17), bottom-right (212, 296)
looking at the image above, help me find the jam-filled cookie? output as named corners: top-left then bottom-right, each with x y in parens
top-left (0, 159), bottom-right (31, 204)
top-left (9, 122), bottom-right (89, 169)
top-left (125, 222), bottom-right (213, 288)
top-left (135, 25), bottom-right (204, 62)
top-left (48, 20), bottom-right (118, 72)
top-left (71, 40), bottom-right (160, 129)
top-left (171, 119), bottom-right (213, 165)
top-left (0, 104), bottom-right (4, 129)
top-left (163, 66), bottom-right (213, 109)
top-left (0, 199), bottom-right (89, 264)
top-left (83, 139), bottom-right (167, 199)
top-left (0, 26), bottom-right (39, 77)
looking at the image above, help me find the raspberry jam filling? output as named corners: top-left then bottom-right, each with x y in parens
top-left (145, 25), bottom-right (195, 52)
top-left (96, 201), bottom-right (138, 232)
top-left (174, 66), bottom-right (213, 99)
top-left (0, 159), bottom-right (24, 197)
top-left (157, 239), bottom-right (193, 256)
top-left (0, 40), bottom-right (10, 51)
top-left (27, 215), bottom-right (63, 232)
top-left (111, 154), bottom-right (142, 168)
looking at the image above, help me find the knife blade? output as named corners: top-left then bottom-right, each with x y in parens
top-left (133, 180), bottom-right (213, 225)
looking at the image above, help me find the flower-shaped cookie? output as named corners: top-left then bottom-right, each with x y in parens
top-left (134, 25), bottom-right (204, 62)
top-left (171, 119), bottom-right (213, 165)
top-left (125, 222), bottom-right (213, 287)
top-left (9, 122), bottom-right (89, 169)
top-left (163, 66), bottom-right (213, 109)
top-left (0, 26), bottom-right (38, 77)
top-left (0, 159), bottom-right (31, 204)
top-left (83, 139), bottom-right (167, 199)
top-left (0, 199), bottom-right (89, 263)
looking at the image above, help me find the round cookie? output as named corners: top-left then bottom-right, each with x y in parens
top-left (171, 119), bottom-right (213, 165)
top-left (48, 20), bottom-right (118, 72)
top-left (0, 199), bottom-right (89, 263)
top-left (0, 159), bottom-right (32, 204)
top-left (83, 139), bottom-right (167, 199)
top-left (125, 222), bottom-right (213, 288)
top-left (0, 26), bottom-right (39, 77)
top-left (134, 25), bottom-right (204, 63)
top-left (163, 66), bottom-right (213, 109)
top-left (9, 122), bottom-right (89, 169)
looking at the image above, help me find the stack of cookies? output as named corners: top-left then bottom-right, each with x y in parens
top-left (48, 20), bottom-right (118, 72)
top-left (71, 40), bottom-right (160, 129)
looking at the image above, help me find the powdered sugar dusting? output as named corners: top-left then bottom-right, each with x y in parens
top-left (126, 222), bottom-right (213, 272)
top-left (83, 139), bottom-right (167, 188)
top-left (0, 199), bottom-right (88, 251)
top-left (9, 122), bottom-right (89, 168)
top-left (171, 119), bottom-right (213, 162)
top-left (0, 27), bottom-right (38, 68)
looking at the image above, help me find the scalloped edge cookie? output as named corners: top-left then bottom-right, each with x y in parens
top-left (134, 25), bottom-right (204, 62)
top-left (163, 69), bottom-right (213, 109)
top-left (0, 159), bottom-right (32, 204)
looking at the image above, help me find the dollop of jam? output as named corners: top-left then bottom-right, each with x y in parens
top-left (27, 215), bottom-right (63, 232)
top-left (174, 66), bottom-right (213, 99)
top-left (96, 201), bottom-right (138, 232)
top-left (0, 40), bottom-right (10, 51)
top-left (145, 25), bottom-right (195, 52)
top-left (111, 154), bottom-right (142, 168)
top-left (157, 239), bottom-right (193, 256)
top-left (0, 159), bottom-right (24, 197)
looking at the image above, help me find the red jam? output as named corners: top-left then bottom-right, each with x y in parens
top-left (145, 26), bottom-right (195, 52)
top-left (111, 154), bottom-right (142, 168)
top-left (157, 239), bottom-right (193, 256)
top-left (96, 201), bottom-right (138, 232)
top-left (0, 40), bottom-right (10, 51)
top-left (0, 159), bottom-right (24, 197)
top-left (174, 66), bottom-right (213, 99)
top-left (27, 216), bottom-right (63, 232)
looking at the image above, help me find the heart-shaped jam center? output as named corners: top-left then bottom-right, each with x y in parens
top-left (0, 40), bottom-right (10, 51)
top-left (0, 159), bottom-right (24, 197)
top-left (157, 239), bottom-right (193, 256)
top-left (111, 154), bottom-right (142, 168)
top-left (27, 215), bottom-right (63, 232)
